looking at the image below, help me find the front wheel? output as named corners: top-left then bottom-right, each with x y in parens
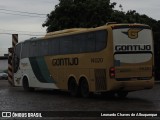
top-left (23, 77), bottom-right (34, 92)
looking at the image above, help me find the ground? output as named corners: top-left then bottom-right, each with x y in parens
top-left (0, 80), bottom-right (159, 120)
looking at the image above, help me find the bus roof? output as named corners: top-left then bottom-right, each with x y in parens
top-left (17, 23), bottom-right (150, 44)
top-left (44, 23), bottom-right (150, 38)
top-left (45, 28), bottom-right (88, 37)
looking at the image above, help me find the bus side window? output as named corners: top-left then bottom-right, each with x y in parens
top-left (48, 39), bottom-right (59, 55)
top-left (29, 41), bottom-right (39, 57)
top-left (40, 41), bottom-right (48, 56)
top-left (96, 30), bottom-right (107, 51)
top-left (73, 34), bottom-right (85, 53)
top-left (60, 36), bottom-right (73, 54)
top-left (86, 32), bottom-right (96, 52)
top-left (22, 42), bottom-right (30, 58)
top-left (13, 54), bottom-right (20, 73)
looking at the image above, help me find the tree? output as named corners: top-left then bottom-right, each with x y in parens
top-left (42, 0), bottom-right (116, 32)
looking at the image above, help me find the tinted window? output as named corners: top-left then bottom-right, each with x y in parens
top-left (72, 34), bottom-right (86, 53)
top-left (15, 43), bottom-right (21, 58)
top-left (96, 30), bottom-right (107, 51)
top-left (71, 30), bottom-right (107, 53)
top-left (86, 32), bottom-right (96, 52)
top-left (60, 36), bottom-right (73, 54)
top-left (29, 41), bottom-right (39, 57)
top-left (48, 39), bottom-right (60, 55)
top-left (39, 41), bottom-right (48, 56)
top-left (21, 30), bottom-right (107, 58)
top-left (21, 42), bottom-right (30, 58)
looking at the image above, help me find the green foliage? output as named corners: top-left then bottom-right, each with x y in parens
top-left (43, 0), bottom-right (160, 33)
top-left (43, 0), bottom-right (116, 32)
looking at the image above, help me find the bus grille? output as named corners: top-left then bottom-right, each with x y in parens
top-left (95, 69), bottom-right (107, 91)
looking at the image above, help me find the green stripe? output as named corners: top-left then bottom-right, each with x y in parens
top-left (29, 57), bottom-right (56, 83)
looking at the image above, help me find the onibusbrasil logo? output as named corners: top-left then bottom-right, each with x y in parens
top-left (1, 112), bottom-right (42, 118)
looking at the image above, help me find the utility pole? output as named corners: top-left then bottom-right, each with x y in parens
top-left (8, 34), bottom-right (18, 86)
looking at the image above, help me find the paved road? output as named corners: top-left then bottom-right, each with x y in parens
top-left (0, 80), bottom-right (159, 119)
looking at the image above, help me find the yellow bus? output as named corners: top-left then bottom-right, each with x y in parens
top-left (13, 23), bottom-right (154, 98)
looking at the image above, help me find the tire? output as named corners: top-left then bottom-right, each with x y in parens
top-left (116, 91), bottom-right (128, 98)
top-left (23, 77), bottom-right (34, 92)
top-left (68, 78), bottom-right (79, 97)
top-left (80, 79), bottom-right (90, 98)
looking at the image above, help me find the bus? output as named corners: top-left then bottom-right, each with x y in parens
top-left (13, 23), bottom-right (154, 98)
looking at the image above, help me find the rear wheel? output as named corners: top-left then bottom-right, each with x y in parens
top-left (80, 79), bottom-right (90, 98)
top-left (68, 78), bottom-right (79, 97)
top-left (23, 77), bottom-right (34, 92)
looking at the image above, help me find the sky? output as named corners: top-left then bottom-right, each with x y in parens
top-left (0, 0), bottom-right (160, 56)
top-left (0, 0), bottom-right (59, 55)
top-left (111, 0), bottom-right (160, 20)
